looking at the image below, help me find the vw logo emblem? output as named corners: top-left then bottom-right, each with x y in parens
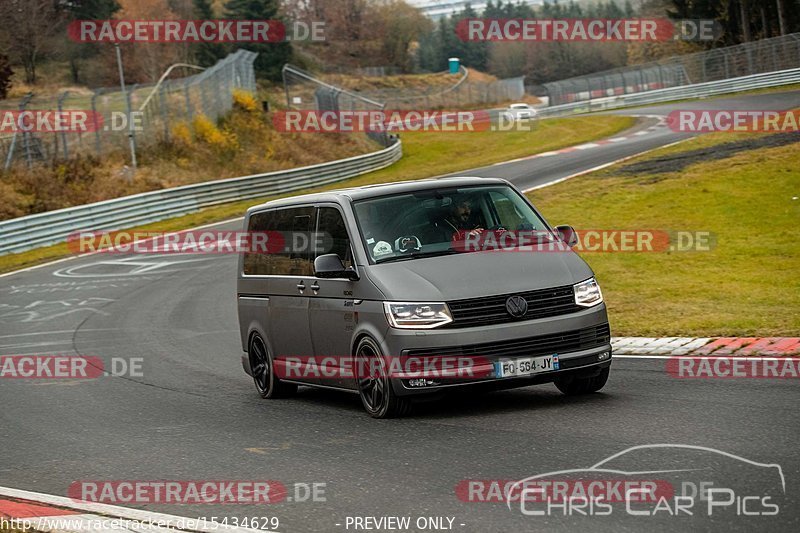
top-left (505, 295), bottom-right (528, 318)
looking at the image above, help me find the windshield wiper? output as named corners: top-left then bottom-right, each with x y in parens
top-left (375, 250), bottom-right (461, 264)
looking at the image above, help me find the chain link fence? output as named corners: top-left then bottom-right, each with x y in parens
top-left (1, 50), bottom-right (257, 170)
top-left (537, 33), bottom-right (800, 106)
top-left (282, 64), bottom-right (526, 128)
top-left (282, 64), bottom-right (391, 146)
top-left (356, 68), bottom-right (526, 110)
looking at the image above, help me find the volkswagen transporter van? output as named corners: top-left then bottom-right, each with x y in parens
top-left (237, 177), bottom-right (611, 418)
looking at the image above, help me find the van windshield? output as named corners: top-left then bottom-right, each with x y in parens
top-left (353, 185), bottom-right (556, 263)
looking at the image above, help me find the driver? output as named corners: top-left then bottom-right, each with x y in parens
top-left (434, 194), bottom-right (484, 241)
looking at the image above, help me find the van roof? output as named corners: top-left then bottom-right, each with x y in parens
top-left (245, 176), bottom-right (510, 213)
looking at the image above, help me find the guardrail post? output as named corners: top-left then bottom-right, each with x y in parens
top-left (3, 104), bottom-right (21, 170)
top-left (158, 83), bottom-right (170, 142)
top-left (723, 51), bottom-right (730, 79)
top-left (58, 91), bottom-right (70, 160)
top-left (184, 80), bottom-right (193, 121)
top-left (199, 80), bottom-right (210, 117)
top-left (127, 84), bottom-right (139, 171)
top-left (771, 41), bottom-right (778, 72)
top-left (91, 90), bottom-right (103, 155)
top-left (21, 95), bottom-right (33, 169)
top-left (796, 36), bottom-right (800, 65)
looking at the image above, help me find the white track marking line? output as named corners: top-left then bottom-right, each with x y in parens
top-left (0, 329), bottom-right (121, 340)
top-left (0, 486), bottom-right (268, 533)
top-left (0, 218), bottom-right (243, 280)
top-left (523, 137), bottom-right (694, 193)
top-left (613, 355), bottom-right (796, 361)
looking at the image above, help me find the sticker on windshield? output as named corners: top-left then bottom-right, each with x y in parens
top-left (372, 241), bottom-right (393, 258)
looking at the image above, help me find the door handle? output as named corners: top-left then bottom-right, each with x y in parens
top-left (296, 282), bottom-right (305, 291)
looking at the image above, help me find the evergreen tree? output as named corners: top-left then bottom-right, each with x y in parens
top-left (225, 0), bottom-right (291, 81)
top-left (451, 4), bottom-right (488, 71)
top-left (0, 53), bottom-right (13, 100)
top-left (193, 0), bottom-right (227, 67)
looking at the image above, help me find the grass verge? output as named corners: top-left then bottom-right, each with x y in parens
top-left (528, 129), bottom-right (800, 337)
top-left (0, 115), bottom-right (635, 275)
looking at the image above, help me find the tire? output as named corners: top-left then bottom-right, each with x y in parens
top-left (554, 366), bottom-right (610, 396)
top-left (249, 334), bottom-right (297, 399)
top-left (354, 337), bottom-right (412, 419)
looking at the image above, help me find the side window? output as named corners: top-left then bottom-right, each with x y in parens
top-left (243, 211), bottom-right (272, 276)
top-left (316, 207), bottom-right (353, 269)
top-left (275, 207), bottom-right (315, 276)
top-left (243, 207), bottom-right (315, 276)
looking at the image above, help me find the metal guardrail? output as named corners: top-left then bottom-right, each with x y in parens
top-left (0, 140), bottom-right (402, 256)
top-left (536, 68), bottom-right (800, 118)
top-left (540, 33), bottom-right (800, 106)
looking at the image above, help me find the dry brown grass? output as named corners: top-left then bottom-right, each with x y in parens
top-left (326, 71), bottom-right (475, 92)
top-left (0, 98), bottom-right (375, 220)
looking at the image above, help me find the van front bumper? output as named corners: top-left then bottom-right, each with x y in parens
top-left (379, 303), bottom-right (611, 397)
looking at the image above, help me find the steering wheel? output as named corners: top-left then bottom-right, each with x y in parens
top-left (486, 224), bottom-right (507, 232)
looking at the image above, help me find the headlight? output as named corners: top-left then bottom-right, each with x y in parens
top-left (383, 302), bottom-right (453, 329)
top-left (574, 278), bottom-right (603, 307)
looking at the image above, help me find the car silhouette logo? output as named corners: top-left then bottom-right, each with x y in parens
top-left (506, 295), bottom-right (528, 318)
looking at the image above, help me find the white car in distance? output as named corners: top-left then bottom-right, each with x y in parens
top-left (506, 103), bottom-right (538, 121)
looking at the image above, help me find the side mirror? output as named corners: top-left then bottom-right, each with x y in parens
top-left (556, 225), bottom-right (579, 247)
top-left (314, 254), bottom-right (359, 281)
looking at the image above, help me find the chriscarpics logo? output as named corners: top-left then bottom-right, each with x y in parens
top-left (504, 445), bottom-right (785, 519)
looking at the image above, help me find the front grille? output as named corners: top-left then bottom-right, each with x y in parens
top-left (446, 285), bottom-right (582, 328)
top-left (405, 323), bottom-right (611, 360)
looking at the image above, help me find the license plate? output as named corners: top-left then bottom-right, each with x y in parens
top-left (494, 354), bottom-right (560, 378)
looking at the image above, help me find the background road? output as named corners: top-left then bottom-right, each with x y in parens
top-left (460, 89), bottom-right (800, 190)
top-left (1, 90), bottom-right (799, 532)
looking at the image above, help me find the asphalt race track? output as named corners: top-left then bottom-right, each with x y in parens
top-left (455, 89), bottom-right (800, 190)
top-left (1, 90), bottom-right (799, 533)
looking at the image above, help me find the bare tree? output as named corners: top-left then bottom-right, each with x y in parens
top-left (0, 0), bottom-right (67, 84)
top-left (375, 1), bottom-right (432, 72)
top-left (739, 0), bottom-right (752, 42)
top-left (114, 0), bottom-right (184, 83)
top-left (776, 0), bottom-right (786, 36)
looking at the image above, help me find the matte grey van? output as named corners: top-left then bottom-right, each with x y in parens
top-left (237, 177), bottom-right (611, 418)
